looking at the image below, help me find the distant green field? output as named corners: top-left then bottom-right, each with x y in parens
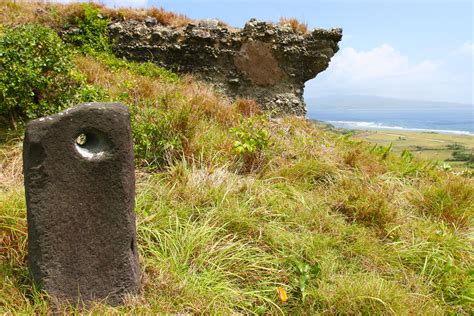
top-left (353, 130), bottom-right (474, 169)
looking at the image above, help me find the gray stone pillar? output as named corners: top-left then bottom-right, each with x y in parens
top-left (23, 103), bottom-right (140, 305)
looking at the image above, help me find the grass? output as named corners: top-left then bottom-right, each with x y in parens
top-left (278, 17), bottom-right (308, 33)
top-left (353, 130), bottom-right (474, 169)
top-left (1, 2), bottom-right (474, 314)
top-left (0, 0), bottom-right (192, 28)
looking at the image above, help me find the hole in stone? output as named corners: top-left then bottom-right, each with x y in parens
top-left (74, 131), bottom-right (110, 159)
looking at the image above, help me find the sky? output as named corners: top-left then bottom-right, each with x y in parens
top-left (62, 0), bottom-right (473, 104)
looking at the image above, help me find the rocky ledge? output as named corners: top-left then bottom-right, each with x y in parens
top-left (108, 18), bottom-right (342, 115)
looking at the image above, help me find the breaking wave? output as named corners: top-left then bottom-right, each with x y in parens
top-left (326, 121), bottom-right (473, 136)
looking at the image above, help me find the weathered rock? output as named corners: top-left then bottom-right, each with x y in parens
top-left (108, 19), bottom-right (342, 115)
top-left (23, 103), bottom-right (140, 305)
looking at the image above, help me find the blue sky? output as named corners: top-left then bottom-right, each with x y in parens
top-left (68, 0), bottom-right (473, 104)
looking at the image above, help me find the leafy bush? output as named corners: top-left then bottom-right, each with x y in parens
top-left (230, 115), bottom-right (270, 155)
top-left (230, 115), bottom-right (270, 172)
top-left (0, 24), bottom-right (80, 119)
top-left (131, 96), bottom-right (195, 169)
top-left (65, 4), bottom-right (110, 53)
top-left (78, 83), bottom-right (109, 102)
top-left (447, 143), bottom-right (465, 151)
top-left (451, 149), bottom-right (472, 162)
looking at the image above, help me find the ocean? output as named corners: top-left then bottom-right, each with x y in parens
top-left (306, 96), bottom-right (474, 135)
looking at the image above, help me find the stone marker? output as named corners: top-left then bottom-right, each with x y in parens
top-left (23, 103), bottom-right (140, 305)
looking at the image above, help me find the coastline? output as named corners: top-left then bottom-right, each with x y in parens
top-left (311, 120), bottom-right (474, 169)
top-left (324, 120), bottom-right (473, 136)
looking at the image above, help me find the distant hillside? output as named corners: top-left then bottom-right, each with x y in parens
top-left (307, 94), bottom-right (472, 112)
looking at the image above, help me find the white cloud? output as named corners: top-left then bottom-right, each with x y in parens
top-left (323, 44), bottom-right (439, 83)
top-left (452, 41), bottom-right (474, 55)
top-left (307, 44), bottom-right (472, 103)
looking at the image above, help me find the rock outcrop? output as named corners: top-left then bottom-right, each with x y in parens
top-left (108, 18), bottom-right (342, 115)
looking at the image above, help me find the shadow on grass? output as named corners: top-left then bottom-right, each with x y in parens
top-left (0, 115), bottom-right (24, 145)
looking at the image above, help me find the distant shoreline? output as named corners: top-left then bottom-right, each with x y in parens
top-left (323, 120), bottom-right (473, 136)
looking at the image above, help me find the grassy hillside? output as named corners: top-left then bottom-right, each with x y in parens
top-left (354, 130), bottom-right (474, 170)
top-left (1, 2), bottom-right (473, 314)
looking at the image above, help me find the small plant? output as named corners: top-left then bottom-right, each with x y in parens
top-left (0, 24), bottom-right (80, 120)
top-left (401, 149), bottom-right (414, 162)
top-left (393, 149), bottom-right (425, 176)
top-left (78, 84), bottom-right (109, 102)
top-left (292, 260), bottom-right (321, 302)
top-left (230, 115), bottom-right (270, 172)
top-left (441, 162), bottom-right (452, 171)
top-left (370, 143), bottom-right (392, 160)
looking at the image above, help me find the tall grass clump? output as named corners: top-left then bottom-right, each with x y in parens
top-left (410, 176), bottom-right (473, 229)
top-left (138, 216), bottom-right (283, 314)
top-left (131, 98), bottom-right (196, 169)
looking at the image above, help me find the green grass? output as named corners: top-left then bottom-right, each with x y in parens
top-left (1, 2), bottom-right (474, 314)
top-left (353, 130), bottom-right (474, 169)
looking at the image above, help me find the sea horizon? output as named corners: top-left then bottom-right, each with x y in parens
top-left (307, 95), bottom-right (474, 136)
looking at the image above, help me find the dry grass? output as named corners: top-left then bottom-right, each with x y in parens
top-left (233, 98), bottom-right (262, 117)
top-left (0, 0), bottom-right (192, 28)
top-left (74, 55), bottom-right (236, 126)
top-left (279, 17), bottom-right (308, 33)
top-left (100, 5), bottom-right (191, 26)
top-left (0, 142), bottom-right (23, 192)
top-left (410, 176), bottom-right (474, 229)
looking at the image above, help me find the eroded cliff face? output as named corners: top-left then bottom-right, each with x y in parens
top-left (108, 18), bottom-right (342, 115)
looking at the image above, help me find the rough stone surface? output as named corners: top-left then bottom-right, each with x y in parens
top-left (108, 19), bottom-right (342, 115)
top-left (23, 103), bottom-right (140, 305)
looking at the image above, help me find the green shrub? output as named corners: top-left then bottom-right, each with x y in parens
top-left (65, 4), bottom-right (110, 53)
top-left (230, 115), bottom-right (270, 171)
top-left (0, 24), bottom-right (80, 119)
top-left (131, 96), bottom-right (195, 169)
top-left (451, 149), bottom-right (472, 162)
top-left (78, 83), bottom-right (109, 102)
